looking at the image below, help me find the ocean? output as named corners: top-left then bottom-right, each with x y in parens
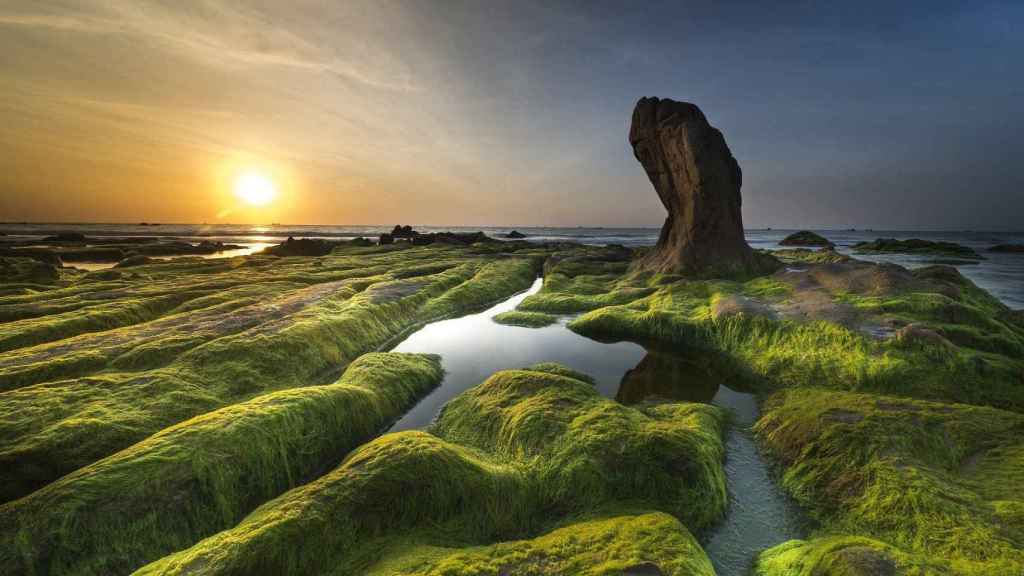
top-left (1, 224), bottom-right (1021, 309)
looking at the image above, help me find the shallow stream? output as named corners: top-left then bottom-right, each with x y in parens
top-left (389, 278), bottom-right (807, 575)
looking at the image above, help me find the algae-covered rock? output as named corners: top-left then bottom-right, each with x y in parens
top-left (755, 536), bottom-right (949, 576)
top-left (853, 237), bottom-right (983, 259)
top-left (0, 353), bottom-right (442, 576)
top-left (989, 243), bottom-right (1024, 254)
top-left (134, 365), bottom-right (727, 575)
top-left (262, 236), bottom-right (338, 256)
top-left (115, 254), bottom-right (153, 268)
top-left (492, 310), bottom-right (557, 327)
top-left (0, 245), bottom-right (541, 502)
top-left (367, 512), bottom-right (715, 576)
top-left (755, 388), bottom-right (1024, 572)
top-left (778, 230), bottom-right (834, 248)
top-left (0, 256), bottom-right (61, 284)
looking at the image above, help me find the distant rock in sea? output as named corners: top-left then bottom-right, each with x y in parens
top-left (779, 230), bottom-right (834, 248)
top-left (628, 97), bottom-right (777, 276)
top-left (263, 236), bottom-right (336, 257)
top-left (853, 238), bottom-right (983, 259)
top-left (505, 230), bottom-right (527, 239)
top-left (989, 244), bottom-right (1024, 254)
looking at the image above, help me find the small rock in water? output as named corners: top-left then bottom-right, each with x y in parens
top-left (779, 230), bottom-right (834, 247)
top-left (989, 243), bottom-right (1024, 254)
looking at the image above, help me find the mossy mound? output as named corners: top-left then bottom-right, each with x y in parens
top-left (989, 244), bottom-right (1024, 254)
top-left (755, 536), bottom-right (951, 576)
top-left (0, 244), bottom-right (541, 502)
top-left (532, 256), bottom-right (1023, 410)
top-left (771, 247), bottom-right (851, 264)
top-left (778, 230), bottom-right (834, 247)
top-left (0, 256), bottom-right (62, 285)
top-left (755, 388), bottom-right (1024, 572)
top-left (134, 365), bottom-right (726, 575)
top-left (367, 511), bottom-right (715, 576)
top-left (853, 238), bottom-right (983, 260)
top-left (492, 310), bottom-right (557, 328)
top-left (0, 353), bottom-right (442, 576)
top-left (114, 254), bottom-right (153, 268)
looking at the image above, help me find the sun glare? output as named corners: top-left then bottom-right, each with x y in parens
top-left (233, 171), bottom-right (277, 206)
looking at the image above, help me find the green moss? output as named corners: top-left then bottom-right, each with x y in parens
top-left (755, 536), bottom-right (952, 576)
top-left (492, 310), bottom-right (558, 328)
top-left (771, 247), bottom-right (851, 264)
top-left (0, 353), bottom-right (442, 576)
top-left (562, 263), bottom-right (1024, 410)
top-left (755, 388), bottom-right (1024, 572)
top-left (134, 365), bottom-right (726, 575)
top-left (853, 238), bottom-right (984, 259)
top-left (367, 511), bottom-right (715, 576)
top-left (0, 245), bottom-right (541, 502)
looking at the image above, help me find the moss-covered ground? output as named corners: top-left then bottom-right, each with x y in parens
top-left (491, 310), bottom-right (558, 327)
top-left (0, 244), bottom-right (540, 503)
top-left (3, 239), bottom-right (1022, 575)
top-left (0, 352), bottom-right (442, 575)
top-left (134, 364), bottom-right (725, 575)
top-left (503, 246), bottom-right (1024, 573)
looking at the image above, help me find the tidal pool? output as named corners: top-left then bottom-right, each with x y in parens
top-left (389, 277), bottom-right (807, 574)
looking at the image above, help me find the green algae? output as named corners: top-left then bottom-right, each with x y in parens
top-left (539, 262), bottom-right (1024, 410)
top-left (0, 353), bottom-right (442, 576)
top-left (755, 535), bottom-right (952, 576)
top-left (366, 511), bottom-right (715, 576)
top-left (853, 238), bottom-right (984, 260)
top-left (133, 365), bottom-right (726, 575)
top-left (0, 245), bottom-right (540, 502)
top-left (755, 388), bottom-right (1024, 573)
top-left (492, 310), bottom-right (557, 327)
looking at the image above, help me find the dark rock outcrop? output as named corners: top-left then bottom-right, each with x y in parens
top-left (114, 255), bottom-right (153, 268)
top-left (853, 238), bottom-right (983, 260)
top-left (391, 225), bottom-right (418, 238)
top-left (41, 232), bottom-right (86, 243)
top-left (629, 97), bottom-right (776, 276)
top-left (505, 230), bottom-right (527, 239)
top-left (779, 230), bottom-right (834, 248)
top-left (263, 237), bottom-right (336, 257)
top-left (989, 244), bottom-right (1024, 254)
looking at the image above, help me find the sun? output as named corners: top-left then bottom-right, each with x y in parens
top-left (233, 171), bottom-right (277, 206)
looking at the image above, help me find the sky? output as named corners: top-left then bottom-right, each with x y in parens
top-left (0, 1), bottom-right (1021, 229)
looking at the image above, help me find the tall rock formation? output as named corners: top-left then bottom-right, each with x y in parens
top-left (629, 97), bottom-right (774, 276)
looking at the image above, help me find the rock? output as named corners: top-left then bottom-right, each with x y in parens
top-left (895, 323), bottom-right (954, 350)
top-left (989, 243), bottom-right (1024, 253)
top-left (378, 233), bottom-right (394, 245)
top-left (711, 294), bottom-right (775, 321)
top-left (629, 97), bottom-right (776, 276)
top-left (114, 255), bottom-right (153, 268)
top-left (779, 230), bottom-right (834, 247)
top-left (505, 230), bottom-right (527, 239)
top-left (0, 248), bottom-right (63, 266)
top-left (391, 225), bottom-right (418, 238)
top-left (831, 546), bottom-right (896, 576)
top-left (263, 237), bottom-right (336, 257)
top-left (42, 232), bottom-right (86, 243)
top-left (853, 238), bottom-right (983, 259)
top-left (0, 256), bottom-right (61, 283)
top-left (622, 563), bottom-right (665, 576)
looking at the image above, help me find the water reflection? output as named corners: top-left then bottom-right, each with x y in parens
top-left (616, 350), bottom-right (721, 405)
top-left (385, 278), bottom-right (806, 575)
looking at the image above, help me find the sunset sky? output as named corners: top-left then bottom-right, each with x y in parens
top-left (1, 1), bottom-right (1021, 228)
